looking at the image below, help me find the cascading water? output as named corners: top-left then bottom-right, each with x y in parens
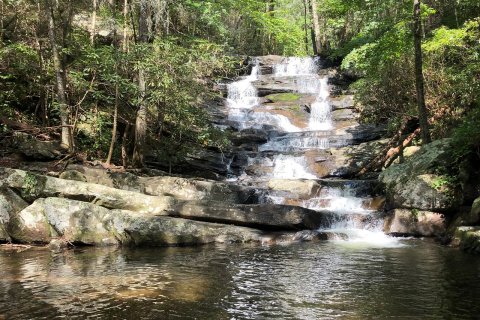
top-left (226, 60), bottom-right (260, 126)
top-left (225, 56), bottom-right (403, 248)
top-left (309, 77), bottom-right (333, 131)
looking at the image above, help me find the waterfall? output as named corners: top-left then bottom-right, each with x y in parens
top-left (226, 60), bottom-right (260, 124)
top-left (273, 57), bottom-right (318, 76)
top-left (223, 56), bottom-right (402, 247)
top-left (309, 77), bottom-right (333, 130)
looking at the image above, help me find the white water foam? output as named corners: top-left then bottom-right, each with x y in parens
top-left (273, 57), bottom-right (318, 76)
top-left (310, 187), bottom-right (404, 248)
top-left (250, 112), bottom-right (301, 132)
top-left (303, 187), bottom-right (372, 215)
top-left (259, 136), bottom-right (329, 152)
top-left (227, 61), bottom-right (260, 113)
top-left (272, 155), bottom-right (317, 180)
top-left (309, 77), bottom-right (333, 130)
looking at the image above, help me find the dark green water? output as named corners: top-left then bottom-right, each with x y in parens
top-left (1, 240), bottom-right (479, 319)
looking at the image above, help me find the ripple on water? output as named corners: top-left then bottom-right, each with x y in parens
top-left (0, 242), bottom-right (480, 320)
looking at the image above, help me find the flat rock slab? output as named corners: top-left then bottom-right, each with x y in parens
top-left (6, 197), bottom-right (264, 246)
top-left (171, 200), bottom-right (332, 231)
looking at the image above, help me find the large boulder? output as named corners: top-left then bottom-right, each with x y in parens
top-left (172, 201), bottom-right (332, 231)
top-left (469, 197), bottom-right (480, 225)
top-left (7, 198), bottom-right (52, 243)
top-left (0, 168), bottom-right (175, 214)
top-left (452, 226), bottom-right (480, 254)
top-left (114, 213), bottom-right (263, 246)
top-left (379, 139), bottom-right (461, 212)
top-left (383, 209), bottom-right (446, 237)
top-left (12, 132), bottom-right (63, 160)
top-left (0, 187), bottom-right (28, 242)
top-left (7, 197), bottom-right (263, 246)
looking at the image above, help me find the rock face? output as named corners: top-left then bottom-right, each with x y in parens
top-left (379, 139), bottom-right (461, 212)
top-left (383, 209), bottom-right (446, 237)
top-left (0, 187), bottom-right (28, 242)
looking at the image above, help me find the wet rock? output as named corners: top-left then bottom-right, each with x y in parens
top-left (379, 139), bottom-right (462, 212)
top-left (384, 209), bottom-right (446, 237)
top-left (12, 132), bottom-right (63, 160)
top-left (171, 201), bottom-right (333, 231)
top-left (231, 129), bottom-right (268, 145)
top-left (255, 55), bottom-right (285, 74)
top-left (48, 239), bottom-right (69, 252)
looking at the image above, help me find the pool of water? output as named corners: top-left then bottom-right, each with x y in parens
top-left (1, 240), bottom-right (479, 319)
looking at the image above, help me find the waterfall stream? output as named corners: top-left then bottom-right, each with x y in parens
top-left (225, 56), bottom-right (403, 248)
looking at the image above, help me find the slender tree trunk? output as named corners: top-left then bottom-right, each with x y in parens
top-left (132, 0), bottom-right (149, 167)
top-left (46, 0), bottom-right (71, 150)
top-left (90, 0), bottom-right (97, 44)
top-left (106, 0), bottom-right (119, 165)
top-left (310, 0), bottom-right (322, 56)
top-left (123, 0), bottom-right (129, 52)
top-left (303, 0), bottom-right (309, 55)
top-left (413, 0), bottom-right (431, 144)
top-left (0, 0), bottom-right (4, 45)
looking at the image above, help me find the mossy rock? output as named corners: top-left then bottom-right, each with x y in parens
top-left (265, 93), bottom-right (301, 102)
top-left (453, 226), bottom-right (480, 254)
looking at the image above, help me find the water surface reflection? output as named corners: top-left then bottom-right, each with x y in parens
top-left (1, 240), bottom-right (479, 319)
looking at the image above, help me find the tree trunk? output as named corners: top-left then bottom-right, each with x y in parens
top-left (122, 0), bottom-right (129, 52)
top-left (413, 0), bottom-right (431, 144)
top-left (90, 0), bottom-right (97, 44)
top-left (310, 0), bottom-right (322, 56)
top-left (132, 0), bottom-right (149, 167)
top-left (45, 0), bottom-right (71, 150)
top-left (303, 0), bottom-right (309, 55)
top-left (106, 0), bottom-right (119, 165)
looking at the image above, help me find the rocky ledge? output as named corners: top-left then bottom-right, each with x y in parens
top-left (0, 167), bottom-right (345, 248)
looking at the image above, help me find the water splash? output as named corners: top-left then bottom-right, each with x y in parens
top-left (303, 187), bottom-right (373, 215)
top-left (272, 155), bottom-right (317, 180)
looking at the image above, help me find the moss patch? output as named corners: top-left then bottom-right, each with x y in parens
top-left (265, 93), bottom-right (301, 102)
